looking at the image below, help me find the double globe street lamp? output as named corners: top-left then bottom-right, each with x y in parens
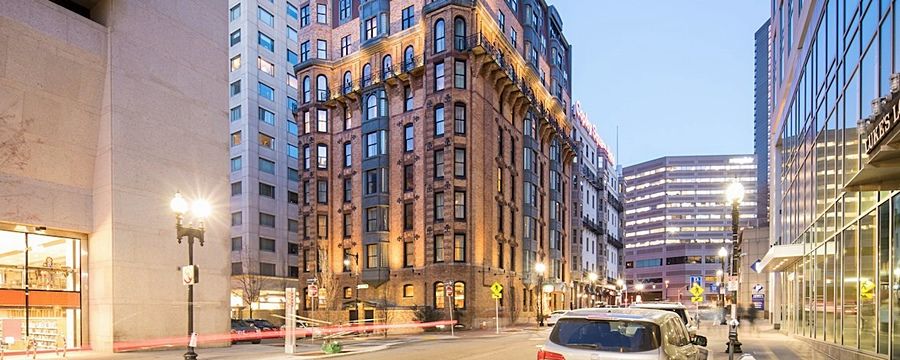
top-left (725, 180), bottom-right (745, 354)
top-left (534, 262), bottom-right (546, 326)
top-left (170, 192), bottom-right (210, 360)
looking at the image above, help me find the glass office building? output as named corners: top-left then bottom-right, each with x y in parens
top-left (763, 0), bottom-right (900, 358)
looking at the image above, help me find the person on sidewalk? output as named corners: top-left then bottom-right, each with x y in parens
top-left (746, 305), bottom-right (758, 335)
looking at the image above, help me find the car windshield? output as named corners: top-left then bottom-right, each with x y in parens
top-left (550, 318), bottom-right (661, 352)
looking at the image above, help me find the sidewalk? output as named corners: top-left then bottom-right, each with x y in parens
top-left (698, 323), bottom-right (813, 360)
top-left (0, 325), bottom-right (543, 360)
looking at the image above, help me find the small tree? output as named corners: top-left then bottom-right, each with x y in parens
top-left (233, 250), bottom-right (263, 319)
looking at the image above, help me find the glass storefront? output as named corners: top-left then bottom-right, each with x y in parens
top-left (0, 229), bottom-right (82, 351)
top-left (776, 192), bottom-right (900, 357)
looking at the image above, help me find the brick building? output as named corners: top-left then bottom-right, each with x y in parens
top-left (293, 0), bottom-right (577, 327)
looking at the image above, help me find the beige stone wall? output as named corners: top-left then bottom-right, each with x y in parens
top-left (0, 0), bottom-right (230, 352)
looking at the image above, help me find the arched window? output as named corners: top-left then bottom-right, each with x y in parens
top-left (404, 46), bottom-right (415, 71)
top-left (434, 282), bottom-right (445, 309)
top-left (302, 76), bottom-right (311, 102)
top-left (342, 71), bottom-right (352, 93)
top-left (317, 144), bottom-right (328, 169)
top-left (366, 94), bottom-right (378, 120)
top-left (453, 281), bottom-right (465, 309)
top-left (454, 17), bottom-right (466, 51)
top-left (316, 75), bottom-right (328, 101)
top-left (362, 63), bottom-right (372, 86)
top-left (382, 55), bottom-right (393, 79)
top-left (433, 19), bottom-right (445, 53)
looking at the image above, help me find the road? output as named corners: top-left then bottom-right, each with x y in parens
top-left (338, 329), bottom-right (549, 360)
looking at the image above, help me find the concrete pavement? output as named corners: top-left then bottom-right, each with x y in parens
top-left (698, 323), bottom-right (813, 360)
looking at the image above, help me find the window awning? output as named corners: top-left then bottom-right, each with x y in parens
top-left (758, 244), bottom-right (804, 273)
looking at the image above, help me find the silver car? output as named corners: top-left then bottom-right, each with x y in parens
top-left (538, 308), bottom-right (708, 360)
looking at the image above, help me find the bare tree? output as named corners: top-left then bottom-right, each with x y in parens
top-left (312, 243), bottom-right (344, 324)
top-left (233, 250), bottom-right (263, 319)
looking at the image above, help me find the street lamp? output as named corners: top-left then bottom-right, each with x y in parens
top-left (535, 262), bottom-right (546, 326)
top-left (634, 283), bottom-right (645, 304)
top-left (664, 280), bottom-right (670, 301)
top-left (725, 180), bottom-right (744, 353)
top-left (616, 279), bottom-right (625, 306)
top-left (586, 272), bottom-right (598, 308)
top-left (171, 192), bottom-right (209, 360)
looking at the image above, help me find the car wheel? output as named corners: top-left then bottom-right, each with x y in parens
top-left (252, 339), bottom-right (261, 344)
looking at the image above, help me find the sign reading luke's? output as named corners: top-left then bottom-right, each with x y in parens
top-left (866, 94), bottom-right (900, 154)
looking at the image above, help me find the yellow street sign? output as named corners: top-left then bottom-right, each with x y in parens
top-left (861, 279), bottom-right (875, 300)
top-left (490, 282), bottom-right (503, 298)
top-left (689, 283), bottom-right (704, 297)
top-left (691, 296), bottom-right (703, 304)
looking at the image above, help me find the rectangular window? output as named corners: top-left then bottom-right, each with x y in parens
top-left (404, 164), bottom-right (414, 191)
top-left (288, 190), bottom-right (298, 204)
top-left (287, 49), bottom-right (298, 65)
top-left (259, 157), bottom-right (275, 174)
top-left (364, 17), bottom-right (377, 40)
top-left (231, 211), bottom-right (242, 226)
top-left (339, 0), bottom-right (351, 20)
top-left (454, 103), bottom-right (466, 134)
top-left (366, 207), bottom-right (388, 232)
top-left (258, 132), bottom-right (274, 150)
top-left (287, 26), bottom-right (298, 42)
top-left (259, 182), bottom-right (275, 198)
top-left (287, 2), bottom-right (298, 19)
top-left (498, 11), bottom-right (505, 32)
top-left (230, 30), bottom-right (241, 46)
top-left (316, 109), bottom-right (328, 132)
top-left (230, 4), bottom-right (241, 21)
top-left (259, 237), bottom-right (276, 252)
top-left (258, 32), bottom-right (274, 52)
top-left (454, 234), bottom-right (466, 262)
top-left (511, 29), bottom-right (517, 47)
top-left (300, 41), bottom-right (309, 61)
top-left (316, 39), bottom-right (327, 59)
top-left (454, 148), bottom-right (466, 178)
top-left (402, 6), bottom-right (415, 29)
top-left (403, 202), bottom-right (414, 230)
top-left (258, 107), bottom-right (275, 125)
top-left (231, 131), bottom-right (241, 147)
top-left (316, 4), bottom-right (327, 24)
top-left (342, 213), bottom-right (351, 238)
top-left (230, 54), bottom-right (241, 72)
top-left (454, 191), bottom-right (466, 220)
top-left (434, 192), bottom-right (445, 221)
top-left (343, 142), bottom-right (352, 167)
top-left (258, 82), bottom-right (275, 101)
top-left (287, 97), bottom-right (298, 112)
top-left (300, 5), bottom-right (309, 27)
top-left (343, 177), bottom-right (352, 202)
top-left (231, 237), bottom-right (242, 251)
top-left (404, 124), bottom-right (414, 152)
top-left (256, 56), bottom-right (275, 76)
top-left (434, 149), bottom-right (444, 179)
top-left (287, 120), bottom-right (298, 135)
top-left (230, 80), bottom-right (241, 96)
top-left (317, 180), bottom-right (328, 203)
top-left (317, 215), bottom-right (328, 238)
top-left (287, 144), bottom-right (299, 158)
top-left (365, 130), bottom-right (387, 158)
top-left (404, 87), bottom-right (413, 112)
top-left (231, 181), bottom-right (242, 196)
top-left (403, 242), bottom-right (414, 267)
top-left (258, 6), bottom-right (274, 26)
top-left (230, 106), bottom-right (241, 121)
top-left (454, 60), bottom-right (466, 89)
top-left (434, 105), bottom-right (445, 136)
top-left (288, 167), bottom-right (299, 182)
top-left (260, 262), bottom-right (276, 276)
top-left (303, 145), bottom-right (310, 169)
top-left (287, 242), bottom-right (298, 255)
top-left (434, 234), bottom-right (444, 262)
top-left (259, 212), bottom-right (275, 227)
top-left (434, 62), bottom-right (445, 90)
top-left (340, 35), bottom-right (351, 57)
top-left (366, 244), bottom-right (378, 268)
top-left (231, 156), bottom-right (242, 171)
top-left (231, 262), bottom-right (243, 275)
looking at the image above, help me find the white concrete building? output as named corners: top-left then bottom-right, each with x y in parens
top-left (0, 0), bottom-right (229, 352)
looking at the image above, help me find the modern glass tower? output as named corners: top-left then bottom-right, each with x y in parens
top-left (762, 0), bottom-right (900, 358)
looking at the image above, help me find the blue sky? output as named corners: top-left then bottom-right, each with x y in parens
top-left (551, 1), bottom-right (770, 167)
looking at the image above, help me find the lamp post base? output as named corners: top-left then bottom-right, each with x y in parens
top-left (184, 348), bottom-right (198, 360)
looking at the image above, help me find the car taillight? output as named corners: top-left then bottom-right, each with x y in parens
top-left (537, 349), bottom-right (565, 360)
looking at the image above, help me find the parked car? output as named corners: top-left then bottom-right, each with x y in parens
top-left (546, 310), bottom-right (568, 326)
top-left (248, 319), bottom-right (278, 331)
top-left (538, 308), bottom-right (709, 360)
top-left (230, 319), bottom-right (262, 344)
top-left (630, 302), bottom-right (697, 335)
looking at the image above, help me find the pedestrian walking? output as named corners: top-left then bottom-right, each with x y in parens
top-left (747, 305), bottom-right (759, 334)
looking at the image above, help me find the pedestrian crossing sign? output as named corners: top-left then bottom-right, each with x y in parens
top-left (691, 296), bottom-right (703, 303)
top-left (689, 283), bottom-right (704, 297)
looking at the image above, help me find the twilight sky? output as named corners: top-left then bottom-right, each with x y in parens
top-left (551, 1), bottom-right (770, 167)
